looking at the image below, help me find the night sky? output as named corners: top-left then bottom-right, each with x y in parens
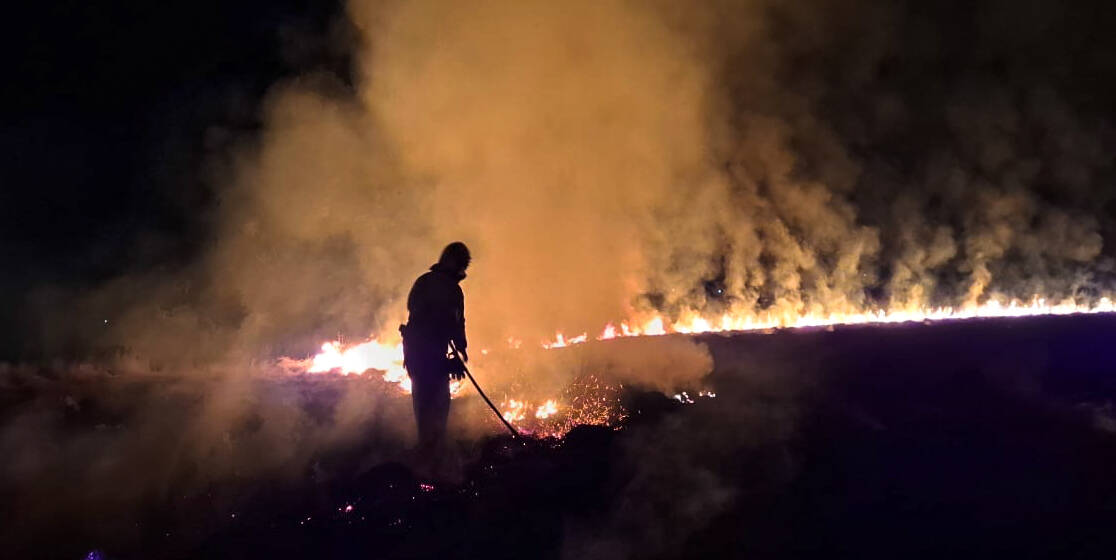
top-left (3, 1), bottom-right (349, 358)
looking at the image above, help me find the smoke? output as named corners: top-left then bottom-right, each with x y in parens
top-left (12, 0), bottom-right (1114, 495)
top-left (0, 360), bottom-right (413, 550)
top-left (47, 0), bottom-right (1108, 368)
top-left (6, 0), bottom-right (1116, 552)
top-left (194, 0), bottom-right (719, 356)
top-left (36, 0), bottom-right (725, 395)
top-left (563, 346), bottom-right (804, 559)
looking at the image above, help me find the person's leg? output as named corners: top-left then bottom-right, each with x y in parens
top-left (411, 372), bottom-right (438, 453)
top-left (403, 341), bottom-right (451, 473)
top-left (430, 376), bottom-right (451, 449)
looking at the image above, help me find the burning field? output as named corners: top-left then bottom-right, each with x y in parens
top-left (5, 312), bottom-right (1116, 558)
top-left (279, 297), bottom-right (1116, 438)
top-left (8, 0), bottom-right (1116, 557)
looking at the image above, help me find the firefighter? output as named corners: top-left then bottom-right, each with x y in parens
top-left (400, 242), bottom-right (470, 462)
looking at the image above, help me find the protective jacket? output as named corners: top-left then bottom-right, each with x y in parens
top-left (405, 263), bottom-right (467, 350)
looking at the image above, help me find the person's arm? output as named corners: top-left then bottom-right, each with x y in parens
top-left (452, 285), bottom-right (468, 360)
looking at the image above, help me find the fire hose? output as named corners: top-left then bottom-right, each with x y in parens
top-left (449, 340), bottom-right (521, 438)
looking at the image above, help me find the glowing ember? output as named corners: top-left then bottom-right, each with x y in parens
top-left (498, 376), bottom-right (625, 438)
top-left (672, 391), bottom-right (716, 405)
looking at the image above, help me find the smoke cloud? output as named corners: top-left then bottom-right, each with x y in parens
top-left (49, 0), bottom-right (1109, 367)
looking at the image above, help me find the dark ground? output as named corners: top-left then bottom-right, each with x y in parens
top-left (11, 314), bottom-right (1116, 559)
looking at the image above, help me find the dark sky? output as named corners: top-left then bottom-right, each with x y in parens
top-left (2, 1), bottom-right (348, 357)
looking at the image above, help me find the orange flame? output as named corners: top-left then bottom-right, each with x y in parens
top-left (286, 295), bottom-right (1115, 436)
top-left (544, 296), bottom-right (1115, 347)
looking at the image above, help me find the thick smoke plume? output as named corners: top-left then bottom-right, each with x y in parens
top-left (48, 0), bottom-right (1111, 367)
top-left (204, 0), bottom-right (718, 357)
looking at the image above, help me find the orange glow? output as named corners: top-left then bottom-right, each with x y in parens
top-left (283, 295), bottom-right (1115, 436)
top-left (534, 399), bottom-right (559, 419)
top-left (544, 296), bottom-right (1115, 347)
top-left (502, 399), bottom-right (528, 422)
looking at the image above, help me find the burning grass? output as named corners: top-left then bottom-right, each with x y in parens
top-left (279, 295), bottom-right (1116, 438)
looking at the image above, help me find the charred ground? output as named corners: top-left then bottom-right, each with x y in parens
top-left (5, 314), bottom-right (1116, 559)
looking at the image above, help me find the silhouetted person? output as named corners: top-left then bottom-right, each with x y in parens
top-left (400, 242), bottom-right (470, 465)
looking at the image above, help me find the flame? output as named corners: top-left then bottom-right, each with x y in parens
top-left (299, 337), bottom-right (413, 391)
top-left (308, 339), bottom-right (405, 378)
top-left (285, 295), bottom-right (1115, 436)
top-left (546, 296), bottom-right (1116, 347)
top-left (535, 399), bottom-right (560, 419)
top-left (502, 399), bottom-right (528, 422)
top-left (286, 337), bottom-right (458, 396)
top-left (542, 332), bottom-right (587, 349)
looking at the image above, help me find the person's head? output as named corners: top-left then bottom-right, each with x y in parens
top-left (438, 241), bottom-right (471, 275)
